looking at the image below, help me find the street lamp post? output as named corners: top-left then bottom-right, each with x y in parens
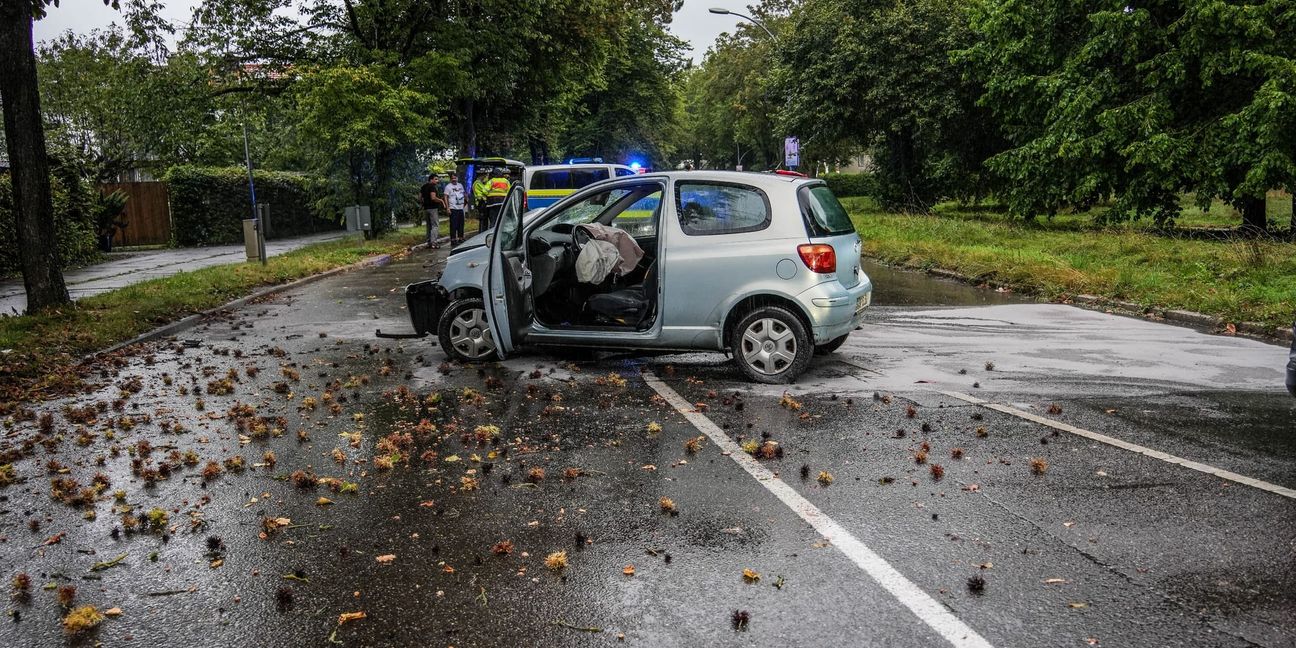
top-left (708, 7), bottom-right (775, 41)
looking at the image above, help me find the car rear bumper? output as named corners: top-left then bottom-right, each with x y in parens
top-left (798, 277), bottom-right (873, 344)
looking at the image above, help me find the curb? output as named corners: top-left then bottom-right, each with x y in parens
top-left (868, 257), bottom-right (1293, 344)
top-left (87, 242), bottom-right (430, 362)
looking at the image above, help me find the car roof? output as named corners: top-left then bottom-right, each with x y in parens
top-left (455, 157), bottom-right (526, 168)
top-left (625, 169), bottom-right (817, 190)
top-left (526, 163), bottom-right (631, 172)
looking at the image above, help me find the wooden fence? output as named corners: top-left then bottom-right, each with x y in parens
top-left (102, 181), bottom-right (171, 246)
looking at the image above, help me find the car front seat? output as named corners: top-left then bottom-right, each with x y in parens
top-left (585, 261), bottom-right (656, 327)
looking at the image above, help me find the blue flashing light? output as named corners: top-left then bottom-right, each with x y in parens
top-left (629, 162), bottom-right (642, 171)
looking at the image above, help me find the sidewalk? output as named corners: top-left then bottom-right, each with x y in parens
top-left (0, 230), bottom-right (357, 315)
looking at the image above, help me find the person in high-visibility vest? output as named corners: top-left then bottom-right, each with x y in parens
top-left (471, 172), bottom-right (491, 233)
top-left (484, 167), bottom-right (511, 229)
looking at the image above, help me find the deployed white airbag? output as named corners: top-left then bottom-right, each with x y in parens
top-left (575, 239), bottom-right (621, 284)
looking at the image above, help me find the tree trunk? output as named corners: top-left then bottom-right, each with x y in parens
top-left (1238, 195), bottom-right (1267, 235)
top-left (0, 0), bottom-right (70, 312)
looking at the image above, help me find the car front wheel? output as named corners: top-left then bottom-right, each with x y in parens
top-left (731, 306), bottom-right (814, 384)
top-left (438, 298), bottom-right (496, 362)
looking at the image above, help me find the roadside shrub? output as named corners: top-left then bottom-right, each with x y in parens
top-left (821, 172), bottom-right (877, 198)
top-left (0, 169), bottom-right (100, 277)
top-left (165, 166), bottom-right (340, 246)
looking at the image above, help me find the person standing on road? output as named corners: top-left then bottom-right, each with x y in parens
top-left (484, 167), bottom-right (511, 229)
top-left (443, 172), bottom-right (467, 245)
top-left (420, 173), bottom-right (446, 249)
top-left (472, 171), bottom-right (491, 234)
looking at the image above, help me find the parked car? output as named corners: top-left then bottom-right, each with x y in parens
top-left (402, 170), bottom-right (872, 383)
top-left (523, 161), bottom-right (637, 210)
top-left (1287, 322), bottom-right (1295, 397)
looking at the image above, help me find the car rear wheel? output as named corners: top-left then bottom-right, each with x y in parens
top-left (731, 306), bottom-right (813, 384)
top-left (438, 298), bottom-right (496, 362)
top-left (814, 334), bottom-right (849, 356)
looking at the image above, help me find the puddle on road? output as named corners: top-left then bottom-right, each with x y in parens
top-left (861, 259), bottom-right (1028, 307)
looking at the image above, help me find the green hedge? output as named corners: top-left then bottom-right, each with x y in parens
top-left (0, 170), bottom-right (99, 276)
top-left (821, 172), bottom-right (877, 198)
top-left (165, 166), bottom-right (340, 246)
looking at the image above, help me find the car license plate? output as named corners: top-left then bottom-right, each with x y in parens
top-left (855, 293), bottom-right (870, 313)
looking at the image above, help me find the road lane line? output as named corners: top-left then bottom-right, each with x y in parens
top-left (644, 372), bottom-right (994, 648)
top-left (938, 391), bottom-right (1296, 500)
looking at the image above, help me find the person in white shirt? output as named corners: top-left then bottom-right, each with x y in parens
top-left (443, 172), bottom-right (467, 245)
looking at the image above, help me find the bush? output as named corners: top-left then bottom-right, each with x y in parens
top-left (165, 166), bottom-right (340, 246)
top-left (0, 169), bottom-right (100, 276)
top-left (821, 172), bottom-right (877, 198)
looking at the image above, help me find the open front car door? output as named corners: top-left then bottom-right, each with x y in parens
top-left (483, 185), bottom-right (532, 358)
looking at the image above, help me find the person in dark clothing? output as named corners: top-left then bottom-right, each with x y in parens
top-left (419, 174), bottom-right (445, 249)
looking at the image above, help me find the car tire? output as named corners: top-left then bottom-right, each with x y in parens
top-left (731, 306), bottom-right (814, 384)
top-left (438, 298), bottom-right (497, 363)
top-left (814, 334), bottom-right (849, 356)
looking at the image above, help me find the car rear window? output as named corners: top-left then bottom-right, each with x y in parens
top-left (675, 182), bottom-right (771, 236)
top-left (529, 168), bottom-right (609, 191)
top-left (802, 185), bottom-right (856, 236)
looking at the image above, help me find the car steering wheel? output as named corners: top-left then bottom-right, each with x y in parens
top-left (572, 225), bottom-right (592, 253)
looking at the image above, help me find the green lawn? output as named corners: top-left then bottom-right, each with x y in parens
top-left (0, 229), bottom-right (427, 407)
top-left (844, 197), bottom-right (1296, 331)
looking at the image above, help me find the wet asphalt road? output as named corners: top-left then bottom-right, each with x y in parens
top-left (0, 248), bottom-right (1292, 647)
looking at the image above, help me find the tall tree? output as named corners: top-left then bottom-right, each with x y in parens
top-left (963, 0), bottom-right (1296, 228)
top-left (778, 0), bottom-right (996, 210)
top-left (0, 0), bottom-right (71, 311)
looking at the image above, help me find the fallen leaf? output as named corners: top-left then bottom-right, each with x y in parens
top-left (338, 611), bottom-right (366, 625)
top-left (1043, 578), bottom-right (1068, 585)
top-left (316, 497), bottom-right (334, 506)
top-left (210, 559), bottom-right (224, 569)
top-left (1069, 602), bottom-right (1088, 609)
top-left (376, 554), bottom-right (395, 564)
top-left (622, 565), bottom-right (635, 576)
top-left (444, 455), bottom-right (460, 463)
top-left (104, 607), bottom-right (123, 617)
top-left (742, 568), bottom-right (760, 583)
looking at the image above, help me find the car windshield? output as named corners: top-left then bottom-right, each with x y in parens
top-left (804, 185), bottom-right (855, 235)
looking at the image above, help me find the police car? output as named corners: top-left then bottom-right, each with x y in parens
top-left (523, 159), bottom-right (637, 210)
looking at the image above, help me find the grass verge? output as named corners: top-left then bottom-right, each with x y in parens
top-left (0, 229), bottom-right (427, 407)
top-left (844, 197), bottom-right (1296, 331)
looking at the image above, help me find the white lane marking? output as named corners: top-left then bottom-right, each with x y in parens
top-left (939, 391), bottom-right (1296, 500)
top-left (644, 372), bottom-right (994, 648)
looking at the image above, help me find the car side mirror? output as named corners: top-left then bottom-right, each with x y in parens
top-left (484, 233), bottom-right (494, 247)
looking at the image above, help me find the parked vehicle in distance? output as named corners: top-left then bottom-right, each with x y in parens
top-left (403, 171), bottom-right (872, 383)
top-left (523, 161), bottom-right (636, 210)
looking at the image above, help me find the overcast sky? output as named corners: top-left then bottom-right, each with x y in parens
top-left (32, 0), bottom-right (756, 63)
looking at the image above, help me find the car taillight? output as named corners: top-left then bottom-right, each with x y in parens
top-left (798, 244), bottom-right (836, 273)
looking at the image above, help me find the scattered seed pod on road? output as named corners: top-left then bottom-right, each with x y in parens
top-left (1030, 458), bottom-right (1049, 475)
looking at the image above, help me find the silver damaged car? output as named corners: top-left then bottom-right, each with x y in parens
top-left (401, 170), bottom-right (873, 383)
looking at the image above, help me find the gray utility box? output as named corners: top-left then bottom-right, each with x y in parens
top-left (242, 219), bottom-right (261, 262)
top-left (345, 205), bottom-right (372, 232)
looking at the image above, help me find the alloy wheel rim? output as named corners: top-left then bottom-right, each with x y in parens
top-left (740, 317), bottom-right (796, 375)
top-left (448, 308), bottom-right (494, 359)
